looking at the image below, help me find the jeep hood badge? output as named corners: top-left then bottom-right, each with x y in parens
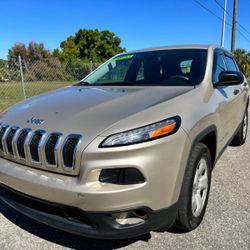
top-left (27, 116), bottom-right (45, 125)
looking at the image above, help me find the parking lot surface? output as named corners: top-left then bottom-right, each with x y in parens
top-left (0, 109), bottom-right (249, 250)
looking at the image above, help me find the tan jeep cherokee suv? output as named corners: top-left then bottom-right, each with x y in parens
top-left (0, 45), bottom-right (249, 239)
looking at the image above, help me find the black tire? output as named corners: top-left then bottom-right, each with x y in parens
top-left (174, 143), bottom-right (212, 232)
top-left (230, 109), bottom-right (248, 146)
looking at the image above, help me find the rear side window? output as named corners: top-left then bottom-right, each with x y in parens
top-left (225, 55), bottom-right (238, 71)
top-left (213, 53), bottom-right (227, 83)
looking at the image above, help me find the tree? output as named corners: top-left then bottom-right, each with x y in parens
top-left (0, 59), bottom-right (8, 81)
top-left (56, 36), bottom-right (80, 62)
top-left (7, 43), bottom-right (28, 68)
top-left (27, 42), bottom-right (51, 61)
top-left (7, 42), bottom-right (51, 68)
top-left (7, 42), bottom-right (68, 81)
top-left (53, 29), bottom-right (125, 63)
top-left (234, 48), bottom-right (250, 77)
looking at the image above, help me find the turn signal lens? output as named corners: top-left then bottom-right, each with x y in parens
top-left (150, 122), bottom-right (176, 139)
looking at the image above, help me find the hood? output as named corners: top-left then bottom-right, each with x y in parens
top-left (0, 85), bottom-right (193, 147)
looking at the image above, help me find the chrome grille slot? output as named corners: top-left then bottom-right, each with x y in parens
top-left (17, 129), bottom-right (29, 159)
top-left (45, 133), bottom-right (61, 166)
top-left (0, 125), bottom-right (8, 152)
top-left (29, 131), bottom-right (44, 162)
top-left (6, 127), bottom-right (18, 155)
top-left (62, 135), bottom-right (82, 169)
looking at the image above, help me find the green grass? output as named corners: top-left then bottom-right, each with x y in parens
top-left (0, 81), bottom-right (74, 112)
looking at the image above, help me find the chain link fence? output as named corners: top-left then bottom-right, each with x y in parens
top-left (0, 57), bottom-right (101, 113)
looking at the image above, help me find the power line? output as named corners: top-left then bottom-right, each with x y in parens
top-left (193, 0), bottom-right (231, 27)
top-left (214, 0), bottom-right (233, 18)
top-left (214, 0), bottom-right (250, 35)
top-left (193, 0), bottom-right (250, 44)
top-left (237, 29), bottom-right (250, 43)
top-left (237, 21), bottom-right (250, 36)
top-left (193, 0), bottom-right (224, 23)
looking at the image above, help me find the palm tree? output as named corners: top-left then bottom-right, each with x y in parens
top-left (234, 49), bottom-right (250, 77)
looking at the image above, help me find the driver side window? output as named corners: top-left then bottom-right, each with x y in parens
top-left (213, 53), bottom-right (227, 83)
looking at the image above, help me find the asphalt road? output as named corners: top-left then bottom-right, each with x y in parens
top-left (0, 115), bottom-right (249, 250)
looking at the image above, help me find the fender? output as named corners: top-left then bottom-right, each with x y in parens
top-left (189, 125), bottom-right (218, 166)
top-left (177, 125), bottom-right (217, 203)
top-left (187, 125), bottom-right (218, 170)
top-left (190, 125), bottom-right (218, 150)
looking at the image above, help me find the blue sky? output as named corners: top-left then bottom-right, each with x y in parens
top-left (1, 0), bottom-right (250, 59)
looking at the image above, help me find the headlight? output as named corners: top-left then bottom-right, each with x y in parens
top-left (100, 116), bottom-right (181, 147)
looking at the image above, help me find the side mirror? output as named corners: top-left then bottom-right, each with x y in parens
top-left (218, 71), bottom-right (244, 86)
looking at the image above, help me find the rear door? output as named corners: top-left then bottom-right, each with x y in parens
top-left (224, 53), bottom-right (247, 128)
top-left (212, 49), bottom-right (239, 146)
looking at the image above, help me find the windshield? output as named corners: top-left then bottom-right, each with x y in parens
top-left (82, 49), bottom-right (207, 86)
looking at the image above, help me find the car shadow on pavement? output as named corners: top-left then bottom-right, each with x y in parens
top-left (0, 200), bottom-right (151, 249)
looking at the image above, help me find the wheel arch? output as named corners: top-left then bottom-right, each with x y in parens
top-left (190, 125), bottom-right (218, 168)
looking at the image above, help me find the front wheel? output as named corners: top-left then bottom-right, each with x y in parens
top-left (230, 109), bottom-right (248, 146)
top-left (174, 143), bottom-right (212, 232)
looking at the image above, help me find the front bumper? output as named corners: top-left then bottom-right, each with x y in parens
top-left (0, 184), bottom-right (177, 239)
top-left (0, 128), bottom-right (190, 212)
top-left (0, 129), bottom-right (190, 238)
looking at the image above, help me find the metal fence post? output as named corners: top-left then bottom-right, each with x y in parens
top-left (90, 60), bottom-right (93, 72)
top-left (18, 55), bottom-right (26, 99)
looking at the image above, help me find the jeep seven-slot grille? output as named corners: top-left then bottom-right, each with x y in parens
top-left (17, 129), bottom-right (29, 159)
top-left (45, 134), bottom-right (60, 165)
top-left (0, 124), bottom-right (82, 175)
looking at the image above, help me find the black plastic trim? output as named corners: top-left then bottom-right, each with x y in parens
top-left (99, 167), bottom-right (146, 185)
top-left (215, 122), bottom-right (241, 163)
top-left (0, 184), bottom-right (178, 239)
top-left (190, 125), bottom-right (218, 165)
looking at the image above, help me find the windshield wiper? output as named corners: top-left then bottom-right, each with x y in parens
top-left (74, 81), bottom-right (91, 86)
top-left (95, 81), bottom-right (138, 86)
top-left (74, 81), bottom-right (138, 86)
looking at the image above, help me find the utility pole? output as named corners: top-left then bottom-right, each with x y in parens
top-left (221, 0), bottom-right (227, 47)
top-left (231, 0), bottom-right (238, 53)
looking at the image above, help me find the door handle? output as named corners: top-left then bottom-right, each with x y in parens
top-left (233, 89), bottom-right (240, 95)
